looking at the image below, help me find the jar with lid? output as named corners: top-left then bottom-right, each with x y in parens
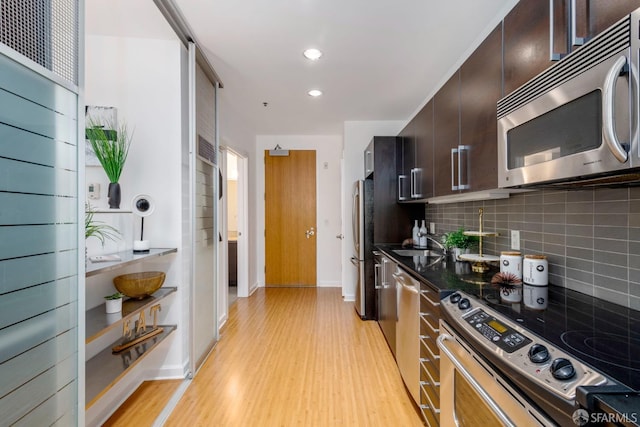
top-left (523, 255), bottom-right (548, 286)
top-left (500, 251), bottom-right (522, 280)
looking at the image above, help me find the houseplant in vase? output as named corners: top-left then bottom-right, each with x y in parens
top-left (441, 228), bottom-right (478, 261)
top-left (85, 205), bottom-right (120, 264)
top-left (104, 292), bottom-right (125, 314)
top-left (86, 119), bottom-right (132, 209)
top-left (85, 206), bottom-right (120, 245)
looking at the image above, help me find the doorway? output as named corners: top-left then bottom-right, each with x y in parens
top-left (225, 148), bottom-right (249, 300)
top-left (265, 149), bottom-right (317, 286)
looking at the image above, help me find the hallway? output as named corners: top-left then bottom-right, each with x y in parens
top-left (167, 288), bottom-right (422, 426)
top-left (164, 287), bottom-right (424, 426)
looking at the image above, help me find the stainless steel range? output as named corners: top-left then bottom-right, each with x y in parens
top-left (439, 290), bottom-right (611, 426)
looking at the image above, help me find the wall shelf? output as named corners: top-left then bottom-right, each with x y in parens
top-left (85, 325), bottom-right (177, 408)
top-left (85, 247), bottom-right (179, 413)
top-left (85, 287), bottom-right (177, 344)
top-left (86, 248), bottom-right (177, 277)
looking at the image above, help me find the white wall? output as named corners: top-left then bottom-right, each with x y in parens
top-left (255, 135), bottom-right (343, 288)
top-left (84, 34), bottom-right (185, 425)
top-left (218, 91), bottom-right (259, 298)
top-left (341, 121), bottom-right (407, 300)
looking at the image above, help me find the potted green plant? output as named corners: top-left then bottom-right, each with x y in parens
top-left (86, 118), bottom-right (132, 209)
top-left (85, 207), bottom-right (120, 245)
top-left (104, 292), bottom-right (125, 313)
top-left (441, 228), bottom-right (478, 260)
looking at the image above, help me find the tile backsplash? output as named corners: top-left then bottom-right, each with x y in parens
top-left (425, 187), bottom-right (640, 310)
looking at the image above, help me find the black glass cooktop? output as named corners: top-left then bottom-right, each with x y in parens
top-left (465, 284), bottom-right (640, 391)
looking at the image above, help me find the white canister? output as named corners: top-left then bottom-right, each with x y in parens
top-left (500, 251), bottom-right (523, 280)
top-left (523, 284), bottom-right (548, 310)
top-left (523, 255), bottom-right (548, 286)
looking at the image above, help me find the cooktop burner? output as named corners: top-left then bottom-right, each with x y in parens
top-left (561, 331), bottom-right (640, 371)
top-left (460, 284), bottom-right (640, 391)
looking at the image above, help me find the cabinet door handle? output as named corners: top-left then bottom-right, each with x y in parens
top-left (549, 0), bottom-right (564, 61)
top-left (365, 150), bottom-right (373, 174)
top-left (570, 0), bottom-right (587, 46)
top-left (412, 168), bottom-right (423, 198)
top-left (410, 168), bottom-right (416, 198)
top-left (458, 145), bottom-right (471, 190)
top-left (374, 263), bottom-right (382, 289)
top-left (451, 148), bottom-right (459, 191)
top-left (398, 174), bottom-right (408, 200)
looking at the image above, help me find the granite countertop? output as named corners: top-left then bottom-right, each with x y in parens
top-left (377, 243), bottom-right (640, 423)
top-left (376, 243), bottom-right (499, 295)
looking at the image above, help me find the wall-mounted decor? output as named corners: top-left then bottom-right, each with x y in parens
top-left (85, 106), bottom-right (117, 167)
top-left (86, 107), bottom-right (132, 209)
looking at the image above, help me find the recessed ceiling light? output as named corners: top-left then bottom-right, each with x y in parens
top-left (303, 48), bottom-right (323, 61)
top-left (308, 89), bottom-right (323, 97)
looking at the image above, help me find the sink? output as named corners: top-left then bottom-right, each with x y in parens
top-left (392, 249), bottom-right (443, 257)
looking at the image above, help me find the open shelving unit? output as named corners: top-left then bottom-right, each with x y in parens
top-left (85, 248), bottom-right (178, 409)
top-left (86, 248), bottom-right (177, 277)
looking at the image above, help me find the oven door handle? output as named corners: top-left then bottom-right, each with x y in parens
top-left (602, 55), bottom-right (629, 163)
top-left (437, 334), bottom-right (517, 427)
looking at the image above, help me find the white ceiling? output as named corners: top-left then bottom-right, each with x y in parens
top-left (88, 0), bottom-right (518, 136)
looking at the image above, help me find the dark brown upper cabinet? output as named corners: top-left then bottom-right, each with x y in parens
top-left (504, 0), bottom-right (640, 96)
top-left (503, 0), bottom-right (561, 95)
top-left (573, 0), bottom-right (640, 44)
top-left (397, 118), bottom-right (414, 201)
top-left (459, 24), bottom-right (502, 192)
top-left (433, 71), bottom-right (460, 197)
top-left (397, 103), bottom-right (434, 201)
top-left (414, 101), bottom-right (434, 200)
top-left (366, 137), bottom-right (421, 242)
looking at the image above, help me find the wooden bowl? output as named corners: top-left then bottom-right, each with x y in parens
top-left (113, 271), bottom-right (165, 299)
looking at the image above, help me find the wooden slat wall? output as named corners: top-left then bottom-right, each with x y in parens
top-left (0, 51), bottom-right (79, 425)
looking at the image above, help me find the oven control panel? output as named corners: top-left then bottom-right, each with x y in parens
top-left (441, 291), bottom-right (608, 401)
top-left (464, 309), bottom-right (532, 353)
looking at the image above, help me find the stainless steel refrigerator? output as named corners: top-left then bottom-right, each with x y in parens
top-left (351, 179), bottom-right (375, 319)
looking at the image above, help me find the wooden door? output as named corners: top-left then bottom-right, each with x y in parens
top-left (265, 150), bottom-right (317, 286)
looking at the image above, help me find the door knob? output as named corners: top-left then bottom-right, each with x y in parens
top-left (336, 234), bottom-right (344, 240)
top-left (305, 227), bottom-right (315, 239)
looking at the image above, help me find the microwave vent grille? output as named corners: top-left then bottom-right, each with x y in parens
top-left (498, 16), bottom-right (630, 119)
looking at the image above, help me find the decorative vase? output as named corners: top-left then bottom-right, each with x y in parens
top-left (108, 182), bottom-right (121, 209)
top-left (105, 297), bottom-right (122, 314)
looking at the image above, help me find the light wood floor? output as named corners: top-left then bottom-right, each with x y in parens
top-left (110, 288), bottom-right (424, 426)
top-left (103, 379), bottom-right (182, 426)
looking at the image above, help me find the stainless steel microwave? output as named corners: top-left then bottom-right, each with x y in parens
top-left (497, 11), bottom-right (640, 188)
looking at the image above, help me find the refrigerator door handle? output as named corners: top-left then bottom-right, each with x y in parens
top-left (352, 187), bottom-right (359, 254)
